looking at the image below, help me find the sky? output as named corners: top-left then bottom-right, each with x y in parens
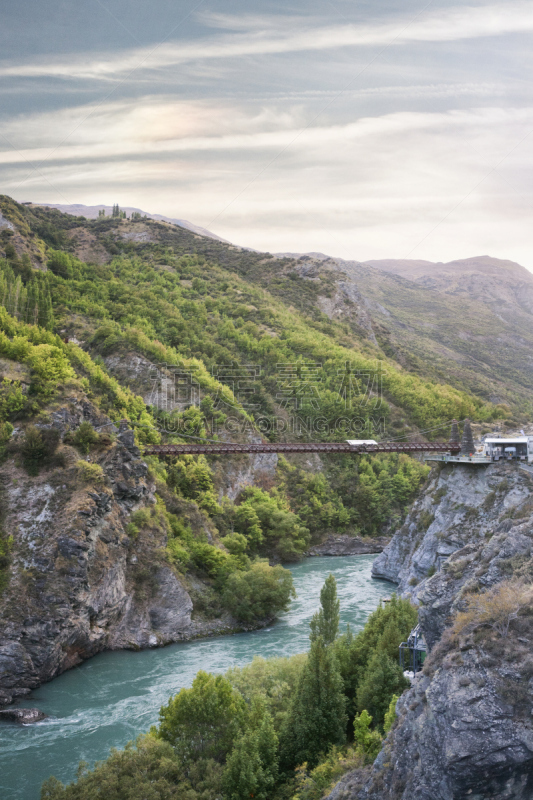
top-left (1, 0), bottom-right (532, 265)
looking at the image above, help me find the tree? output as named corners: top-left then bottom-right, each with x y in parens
top-left (40, 736), bottom-right (184, 800)
top-left (383, 694), bottom-right (399, 734)
top-left (157, 671), bottom-right (245, 767)
top-left (223, 702), bottom-right (278, 800)
top-left (355, 652), bottom-right (409, 730)
top-left (333, 594), bottom-right (417, 708)
top-left (280, 636), bottom-right (347, 770)
top-left (222, 562), bottom-right (295, 623)
top-left (310, 573), bottom-right (339, 645)
top-left (71, 421), bottom-right (100, 454)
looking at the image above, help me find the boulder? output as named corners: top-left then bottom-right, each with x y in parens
top-left (0, 707), bottom-right (46, 723)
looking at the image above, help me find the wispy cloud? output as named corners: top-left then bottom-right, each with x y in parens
top-left (1, 3), bottom-right (532, 81)
top-left (2, 97), bottom-right (531, 167)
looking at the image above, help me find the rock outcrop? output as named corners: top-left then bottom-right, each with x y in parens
top-left (358, 530), bottom-right (533, 799)
top-left (0, 707), bottom-right (47, 723)
top-left (308, 535), bottom-right (389, 556)
top-left (0, 398), bottom-right (196, 707)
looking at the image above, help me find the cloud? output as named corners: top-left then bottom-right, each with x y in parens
top-left (3, 97), bottom-right (532, 265)
top-left (1, 97), bottom-right (531, 170)
top-left (1, 2), bottom-right (532, 81)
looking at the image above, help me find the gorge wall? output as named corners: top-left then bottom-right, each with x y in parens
top-left (329, 461), bottom-right (533, 800)
top-left (0, 391), bottom-right (265, 708)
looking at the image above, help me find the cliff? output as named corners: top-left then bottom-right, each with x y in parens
top-left (371, 461), bottom-right (532, 598)
top-left (0, 389), bottom-right (260, 708)
top-left (327, 461), bottom-right (533, 800)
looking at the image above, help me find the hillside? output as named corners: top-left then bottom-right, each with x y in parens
top-left (280, 252), bottom-right (533, 418)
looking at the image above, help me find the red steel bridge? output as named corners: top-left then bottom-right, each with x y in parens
top-left (144, 440), bottom-right (461, 456)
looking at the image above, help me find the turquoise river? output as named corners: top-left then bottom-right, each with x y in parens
top-left (0, 554), bottom-right (393, 799)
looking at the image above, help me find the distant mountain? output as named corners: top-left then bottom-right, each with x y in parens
top-left (365, 256), bottom-right (533, 315)
top-left (31, 203), bottom-right (228, 243)
top-left (278, 251), bottom-right (533, 417)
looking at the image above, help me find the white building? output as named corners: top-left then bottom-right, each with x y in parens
top-left (482, 436), bottom-right (533, 463)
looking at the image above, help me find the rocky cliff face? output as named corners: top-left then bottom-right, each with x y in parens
top-left (328, 461), bottom-right (533, 800)
top-left (0, 398), bottom-right (195, 707)
top-left (372, 461), bottom-right (532, 598)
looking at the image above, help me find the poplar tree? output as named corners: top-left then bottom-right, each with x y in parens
top-left (280, 635), bottom-right (347, 770)
top-left (309, 573), bottom-right (340, 645)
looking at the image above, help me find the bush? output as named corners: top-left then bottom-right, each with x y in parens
top-left (353, 709), bottom-right (383, 761)
top-left (20, 425), bottom-right (60, 475)
top-left (0, 379), bottom-right (26, 420)
top-left (222, 562), bottom-right (295, 623)
top-left (76, 460), bottom-right (105, 485)
top-left (0, 529), bottom-right (13, 594)
top-left (41, 736), bottom-right (186, 800)
top-left (418, 510), bottom-right (435, 531)
top-left (71, 422), bottom-right (100, 454)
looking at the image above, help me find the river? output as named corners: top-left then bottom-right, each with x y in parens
top-left (0, 554), bottom-right (392, 799)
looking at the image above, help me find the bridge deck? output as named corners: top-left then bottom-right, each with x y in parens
top-left (144, 442), bottom-right (461, 456)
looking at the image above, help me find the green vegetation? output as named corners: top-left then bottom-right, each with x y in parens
top-left (76, 461), bottom-right (106, 486)
top-left (278, 454), bottom-right (431, 538)
top-left (0, 196), bottom-right (500, 434)
top-left (19, 425), bottom-right (61, 476)
top-left (0, 526), bottom-right (13, 594)
top-left (222, 563), bottom-right (295, 623)
top-left (309, 573), bottom-right (340, 645)
top-left (42, 577), bottom-right (417, 800)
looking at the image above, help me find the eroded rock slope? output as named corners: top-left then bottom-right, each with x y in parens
top-left (0, 399), bottom-right (194, 707)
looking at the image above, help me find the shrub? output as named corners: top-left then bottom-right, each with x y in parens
top-left (20, 425), bottom-right (60, 475)
top-left (353, 709), bottom-right (383, 761)
top-left (41, 736), bottom-right (186, 800)
top-left (0, 529), bottom-right (13, 594)
top-left (76, 460), bottom-right (105, 485)
top-left (418, 510), bottom-right (435, 531)
top-left (0, 379), bottom-right (26, 420)
top-left (130, 508), bottom-right (151, 528)
top-left (222, 562), bottom-right (295, 623)
top-left (167, 539), bottom-right (191, 569)
top-left (383, 694), bottom-right (399, 734)
top-left (71, 422), bottom-right (100, 454)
